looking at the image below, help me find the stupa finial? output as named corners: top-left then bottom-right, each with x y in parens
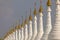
top-left (47, 0), bottom-right (51, 6)
top-left (29, 8), bottom-right (32, 20)
top-left (33, 2), bottom-right (37, 16)
top-left (39, 0), bottom-right (43, 12)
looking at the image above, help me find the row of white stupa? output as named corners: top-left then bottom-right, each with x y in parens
top-left (3, 0), bottom-right (60, 40)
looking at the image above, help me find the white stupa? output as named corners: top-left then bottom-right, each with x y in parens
top-left (28, 9), bottom-right (33, 40)
top-left (41, 0), bottom-right (52, 40)
top-left (31, 2), bottom-right (37, 40)
top-left (15, 27), bottom-right (19, 40)
top-left (10, 29), bottom-right (15, 40)
top-left (18, 27), bottom-right (21, 40)
top-left (35, 0), bottom-right (44, 40)
top-left (17, 25), bottom-right (21, 40)
top-left (24, 18), bottom-right (28, 40)
top-left (20, 17), bottom-right (24, 40)
top-left (14, 20), bottom-right (21, 40)
top-left (48, 0), bottom-right (60, 40)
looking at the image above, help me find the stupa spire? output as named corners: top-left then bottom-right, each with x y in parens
top-left (47, 0), bottom-right (51, 6)
top-left (39, 0), bottom-right (43, 12)
top-left (24, 11), bottom-right (28, 24)
top-left (21, 16), bottom-right (24, 28)
top-left (33, 2), bottom-right (37, 16)
top-left (15, 19), bottom-right (21, 29)
top-left (29, 8), bottom-right (32, 21)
